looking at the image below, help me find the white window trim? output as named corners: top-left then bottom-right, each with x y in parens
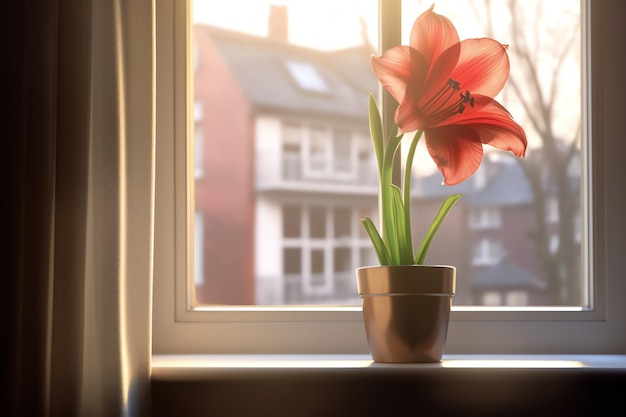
top-left (153, 0), bottom-right (626, 355)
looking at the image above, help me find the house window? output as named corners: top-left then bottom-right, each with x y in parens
top-left (279, 122), bottom-right (366, 182)
top-left (281, 123), bottom-right (302, 181)
top-left (283, 205), bottom-right (302, 238)
top-left (284, 60), bottom-right (329, 93)
top-left (334, 207), bottom-right (351, 239)
top-left (332, 129), bottom-right (352, 174)
top-left (279, 204), bottom-right (365, 304)
top-left (482, 291), bottom-right (502, 306)
top-left (505, 290), bottom-right (529, 306)
top-left (472, 238), bottom-right (503, 266)
top-left (482, 290), bottom-right (529, 306)
top-left (306, 127), bottom-right (329, 175)
top-left (550, 234), bottom-right (560, 254)
top-left (546, 197), bottom-right (559, 223)
top-left (468, 207), bottom-right (502, 229)
top-left (152, 0), bottom-right (626, 355)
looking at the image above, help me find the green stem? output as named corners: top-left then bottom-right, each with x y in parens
top-left (381, 125), bottom-right (402, 264)
top-left (402, 130), bottom-right (423, 262)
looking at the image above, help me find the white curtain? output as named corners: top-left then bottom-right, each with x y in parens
top-left (7, 0), bottom-right (155, 416)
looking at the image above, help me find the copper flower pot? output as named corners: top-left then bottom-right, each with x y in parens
top-left (356, 265), bottom-right (456, 363)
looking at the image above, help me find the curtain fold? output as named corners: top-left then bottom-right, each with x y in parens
top-left (9, 1), bottom-right (155, 416)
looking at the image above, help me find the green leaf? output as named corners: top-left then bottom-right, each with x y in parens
top-left (391, 185), bottom-right (412, 264)
top-left (401, 130), bottom-right (423, 263)
top-left (415, 194), bottom-right (463, 265)
top-left (380, 126), bottom-right (403, 262)
top-left (368, 94), bottom-right (384, 176)
top-left (360, 217), bottom-right (390, 265)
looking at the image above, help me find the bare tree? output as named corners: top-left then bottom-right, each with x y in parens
top-left (469, 0), bottom-right (582, 304)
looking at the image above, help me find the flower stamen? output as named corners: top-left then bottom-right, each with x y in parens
top-left (422, 79), bottom-right (475, 123)
top-left (422, 78), bottom-right (460, 110)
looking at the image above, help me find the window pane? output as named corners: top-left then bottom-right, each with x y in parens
top-left (309, 207), bottom-right (326, 239)
top-left (332, 129), bottom-right (352, 174)
top-left (283, 248), bottom-right (301, 274)
top-left (192, 0), bottom-right (584, 308)
top-left (333, 207), bottom-right (351, 239)
top-left (282, 205), bottom-right (301, 238)
top-left (193, 0), bottom-right (377, 306)
top-left (403, 0), bottom-right (583, 306)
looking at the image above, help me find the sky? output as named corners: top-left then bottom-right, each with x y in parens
top-left (193, 0), bottom-right (582, 162)
top-left (193, 0), bottom-right (377, 51)
top-left (193, 0), bottom-right (579, 50)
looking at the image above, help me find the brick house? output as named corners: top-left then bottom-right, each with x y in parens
top-left (193, 15), bottom-right (378, 305)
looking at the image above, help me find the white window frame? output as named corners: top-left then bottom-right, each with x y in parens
top-left (153, 0), bottom-right (626, 355)
top-left (283, 205), bottom-right (364, 301)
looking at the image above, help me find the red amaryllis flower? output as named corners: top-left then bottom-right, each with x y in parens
top-left (372, 5), bottom-right (527, 185)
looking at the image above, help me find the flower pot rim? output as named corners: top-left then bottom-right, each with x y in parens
top-left (356, 264), bottom-right (456, 296)
top-left (356, 264), bottom-right (456, 272)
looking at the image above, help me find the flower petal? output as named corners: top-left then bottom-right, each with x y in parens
top-left (418, 42), bottom-right (462, 107)
top-left (410, 5), bottom-right (460, 68)
top-left (448, 96), bottom-right (527, 157)
top-left (395, 89), bottom-right (427, 133)
top-left (450, 38), bottom-right (510, 98)
top-left (372, 46), bottom-right (428, 106)
top-left (425, 125), bottom-right (484, 185)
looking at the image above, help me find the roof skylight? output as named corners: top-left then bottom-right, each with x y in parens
top-left (284, 60), bottom-right (329, 93)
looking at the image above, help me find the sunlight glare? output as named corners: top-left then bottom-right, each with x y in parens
top-left (193, 0), bottom-right (376, 51)
top-left (442, 360), bottom-right (584, 368)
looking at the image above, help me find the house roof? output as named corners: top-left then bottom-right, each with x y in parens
top-left (414, 154), bottom-right (534, 207)
top-left (198, 25), bottom-right (377, 121)
top-left (472, 257), bottom-right (546, 289)
top-left (465, 159), bottom-right (534, 206)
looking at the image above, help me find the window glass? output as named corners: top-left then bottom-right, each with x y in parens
top-left (401, 0), bottom-right (582, 307)
top-left (333, 207), bottom-right (351, 239)
top-left (282, 205), bottom-right (301, 238)
top-left (192, 0), bottom-right (583, 308)
top-left (332, 129), bottom-right (352, 174)
top-left (307, 127), bottom-right (328, 175)
top-left (193, 0), bottom-right (376, 306)
top-left (284, 60), bottom-right (329, 93)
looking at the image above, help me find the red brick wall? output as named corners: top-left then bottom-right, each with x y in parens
top-left (194, 27), bottom-right (255, 304)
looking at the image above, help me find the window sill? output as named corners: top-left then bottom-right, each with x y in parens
top-left (152, 354), bottom-right (626, 416)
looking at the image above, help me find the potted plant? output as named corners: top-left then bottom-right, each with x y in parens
top-left (358, 5), bottom-right (527, 363)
